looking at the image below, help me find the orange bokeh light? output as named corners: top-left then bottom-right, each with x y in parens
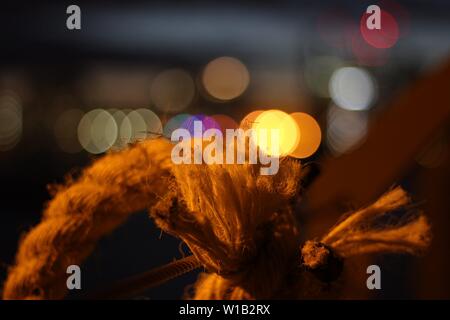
top-left (289, 112), bottom-right (322, 159)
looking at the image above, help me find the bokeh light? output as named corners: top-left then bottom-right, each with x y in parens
top-left (289, 112), bottom-right (322, 159)
top-left (360, 9), bottom-right (400, 49)
top-left (239, 110), bottom-right (263, 130)
top-left (163, 113), bottom-right (192, 139)
top-left (109, 109), bottom-right (132, 149)
top-left (211, 114), bottom-right (239, 135)
top-left (181, 114), bottom-right (221, 138)
top-left (116, 108), bottom-right (138, 145)
top-left (78, 109), bottom-right (118, 154)
top-left (125, 108), bottom-right (162, 142)
top-left (202, 57), bottom-right (250, 101)
top-left (327, 105), bottom-right (368, 155)
top-left (151, 69), bottom-right (195, 113)
top-left (125, 110), bottom-right (147, 143)
top-left (136, 108), bottom-right (163, 138)
top-left (329, 67), bottom-right (376, 111)
top-left (54, 109), bottom-right (84, 153)
top-left (252, 110), bottom-right (300, 157)
top-left (0, 92), bottom-right (22, 151)
top-left (379, 0), bottom-right (410, 37)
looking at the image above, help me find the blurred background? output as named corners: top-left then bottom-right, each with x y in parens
top-left (0, 0), bottom-right (449, 299)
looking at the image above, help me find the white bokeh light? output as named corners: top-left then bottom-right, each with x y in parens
top-left (329, 67), bottom-right (376, 111)
top-left (78, 109), bottom-right (118, 154)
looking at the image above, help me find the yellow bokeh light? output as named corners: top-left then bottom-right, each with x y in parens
top-left (252, 110), bottom-right (300, 157)
top-left (289, 112), bottom-right (322, 159)
top-left (239, 110), bottom-right (263, 130)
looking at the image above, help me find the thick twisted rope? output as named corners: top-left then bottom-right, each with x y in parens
top-left (2, 138), bottom-right (431, 300)
top-left (3, 139), bottom-right (173, 299)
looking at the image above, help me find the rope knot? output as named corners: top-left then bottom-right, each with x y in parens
top-left (301, 240), bottom-right (343, 283)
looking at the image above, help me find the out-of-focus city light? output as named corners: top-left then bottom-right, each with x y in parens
top-left (151, 69), bottom-right (195, 113)
top-left (0, 92), bottom-right (22, 151)
top-left (78, 109), bottom-right (118, 154)
top-left (135, 108), bottom-right (163, 138)
top-left (109, 109), bottom-right (132, 149)
top-left (239, 110), bottom-right (263, 130)
top-left (289, 112), bottom-right (322, 159)
top-left (360, 9), bottom-right (400, 49)
top-left (163, 113), bottom-right (191, 139)
top-left (303, 56), bottom-right (344, 98)
top-left (329, 67), bottom-right (376, 111)
top-left (202, 57), bottom-right (250, 101)
top-left (54, 109), bottom-right (84, 153)
top-left (181, 114), bottom-right (221, 138)
top-left (252, 109), bottom-right (299, 157)
top-left (327, 105), bottom-right (368, 155)
top-left (124, 108), bottom-right (162, 143)
top-left (211, 114), bottom-right (239, 135)
top-left (125, 110), bottom-right (147, 143)
top-left (379, 0), bottom-right (410, 36)
top-left (76, 108), bottom-right (163, 154)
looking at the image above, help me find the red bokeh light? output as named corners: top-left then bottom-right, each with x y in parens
top-left (360, 9), bottom-right (400, 49)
